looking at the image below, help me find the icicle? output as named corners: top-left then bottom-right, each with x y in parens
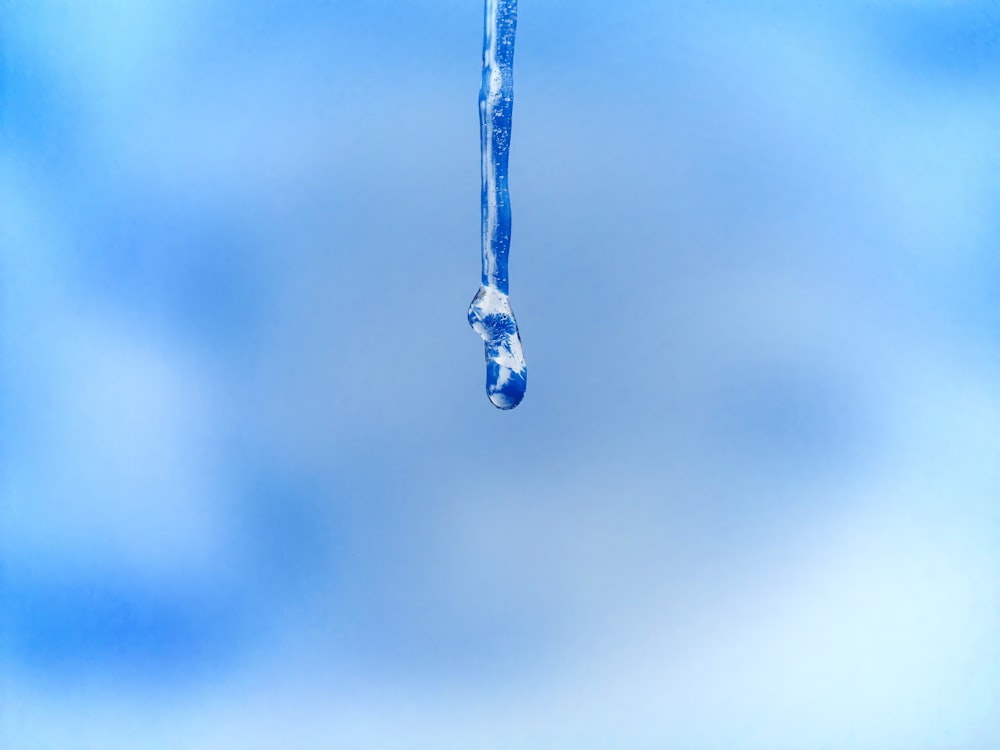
top-left (469, 0), bottom-right (526, 410)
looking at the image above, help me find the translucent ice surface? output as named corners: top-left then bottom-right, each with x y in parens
top-left (469, 0), bottom-right (526, 410)
top-left (468, 285), bottom-right (526, 409)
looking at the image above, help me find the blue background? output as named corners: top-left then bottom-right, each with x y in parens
top-left (2, 1), bottom-right (999, 747)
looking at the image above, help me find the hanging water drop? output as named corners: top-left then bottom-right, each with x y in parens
top-left (469, 0), bottom-right (526, 410)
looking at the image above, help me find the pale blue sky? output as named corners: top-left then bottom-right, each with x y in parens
top-left (2, 2), bottom-right (999, 748)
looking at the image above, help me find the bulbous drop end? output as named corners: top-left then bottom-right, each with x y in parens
top-left (469, 285), bottom-right (527, 410)
top-left (486, 361), bottom-right (526, 410)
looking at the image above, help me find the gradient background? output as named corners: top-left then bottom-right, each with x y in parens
top-left (2, 2), bottom-right (999, 748)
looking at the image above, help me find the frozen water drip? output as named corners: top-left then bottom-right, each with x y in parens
top-left (469, 0), bottom-right (526, 410)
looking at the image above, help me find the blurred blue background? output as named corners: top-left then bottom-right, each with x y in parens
top-left (2, 1), bottom-right (999, 748)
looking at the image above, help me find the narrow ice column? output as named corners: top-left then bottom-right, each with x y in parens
top-left (469, 0), bottom-right (526, 410)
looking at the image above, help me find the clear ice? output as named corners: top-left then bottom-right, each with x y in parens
top-left (469, 0), bottom-right (526, 410)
